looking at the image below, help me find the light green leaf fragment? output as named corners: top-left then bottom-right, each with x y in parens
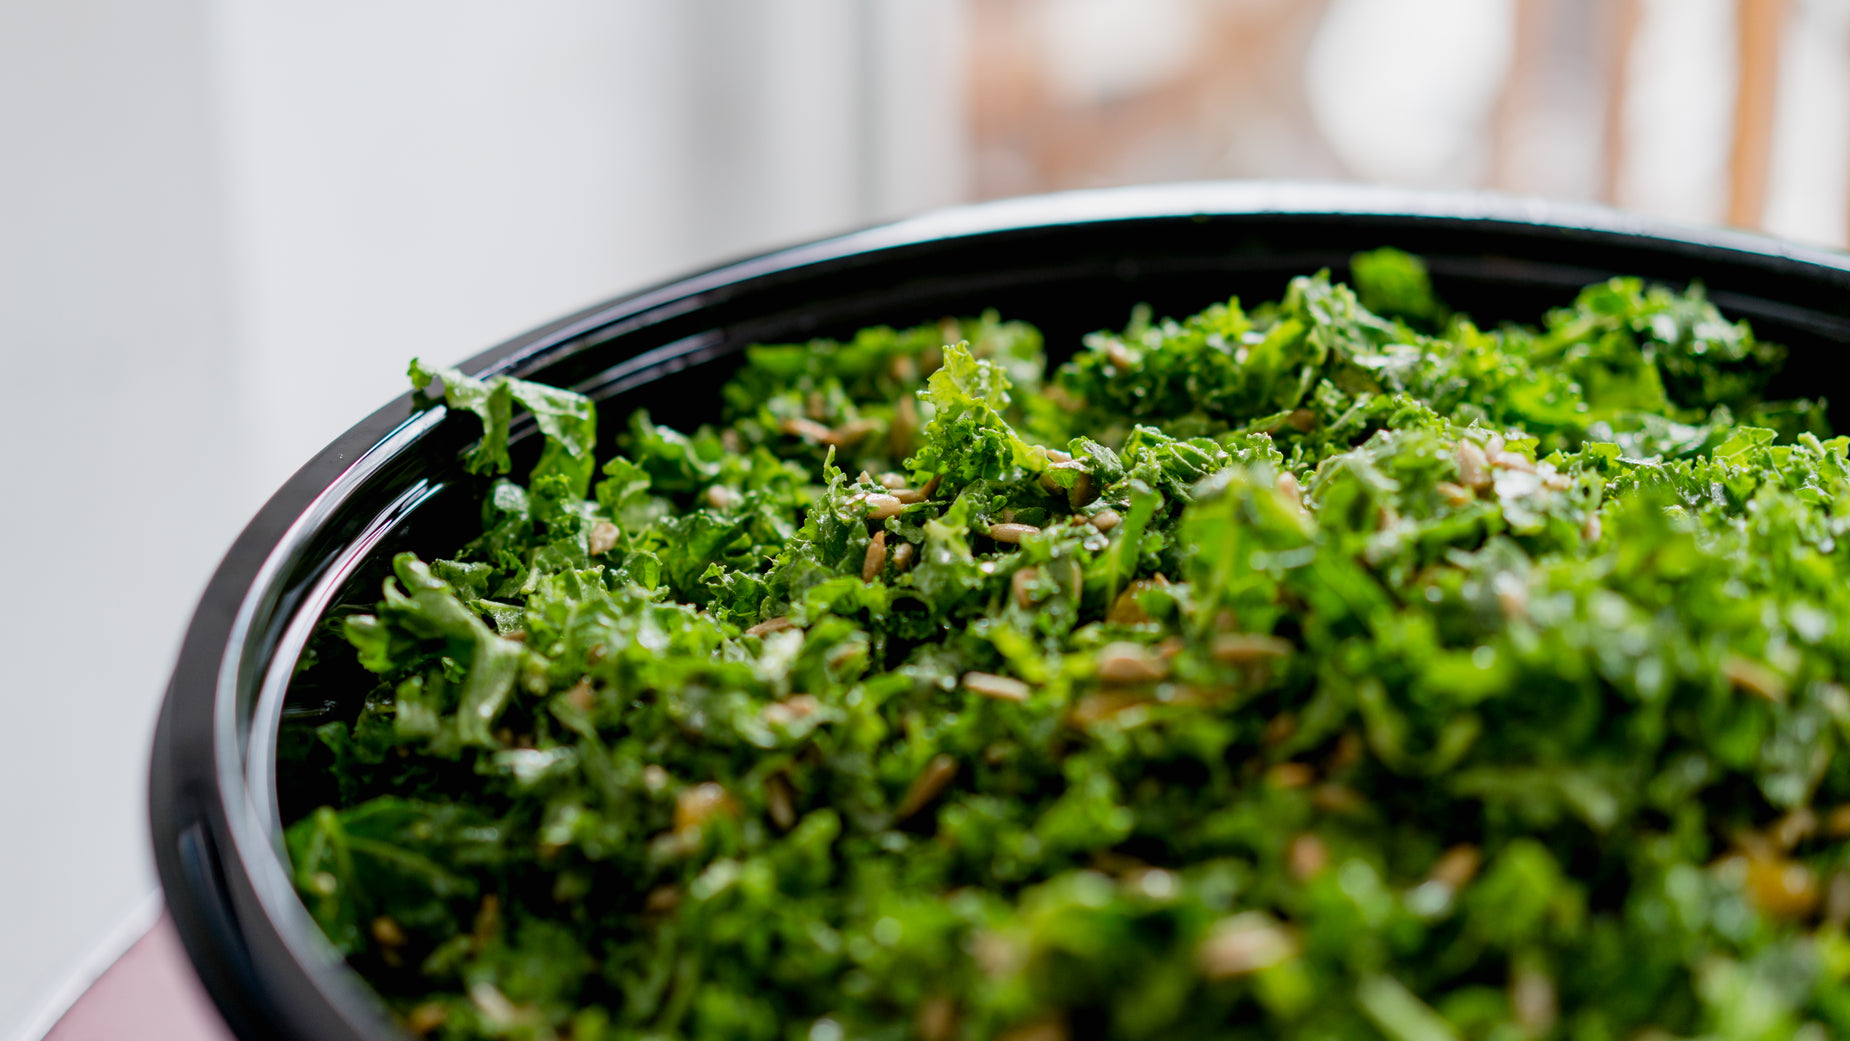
top-left (1356, 975), bottom-right (1461, 1041)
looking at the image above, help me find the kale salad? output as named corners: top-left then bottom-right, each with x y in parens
top-left (282, 250), bottom-right (1850, 1041)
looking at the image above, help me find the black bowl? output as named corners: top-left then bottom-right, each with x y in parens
top-left (149, 182), bottom-right (1850, 1041)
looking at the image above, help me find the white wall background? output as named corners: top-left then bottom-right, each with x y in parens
top-left (1, 2), bottom-right (246, 1034)
top-left (0, 3), bottom-right (963, 1037)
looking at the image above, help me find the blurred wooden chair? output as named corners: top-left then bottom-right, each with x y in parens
top-left (967, 0), bottom-right (1342, 197)
top-left (1500, 0), bottom-right (1787, 228)
top-left (972, 0), bottom-right (1802, 236)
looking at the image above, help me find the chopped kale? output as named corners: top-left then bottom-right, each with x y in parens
top-left (286, 251), bottom-right (1850, 1041)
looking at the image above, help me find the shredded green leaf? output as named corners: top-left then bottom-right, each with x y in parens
top-left (287, 251), bottom-right (1850, 1041)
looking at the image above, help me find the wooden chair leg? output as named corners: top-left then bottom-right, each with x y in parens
top-left (1601, 0), bottom-right (1641, 206)
top-left (1729, 0), bottom-right (1787, 229)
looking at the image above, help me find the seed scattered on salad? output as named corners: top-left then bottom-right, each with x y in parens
top-left (282, 250), bottom-right (1850, 1040)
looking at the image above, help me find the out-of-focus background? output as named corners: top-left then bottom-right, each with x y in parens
top-left (1, 0), bottom-right (1845, 1035)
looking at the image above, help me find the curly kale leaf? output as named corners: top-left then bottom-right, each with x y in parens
top-left (410, 359), bottom-right (597, 498)
top-left (906, 341), bottom-right (1053, 484)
